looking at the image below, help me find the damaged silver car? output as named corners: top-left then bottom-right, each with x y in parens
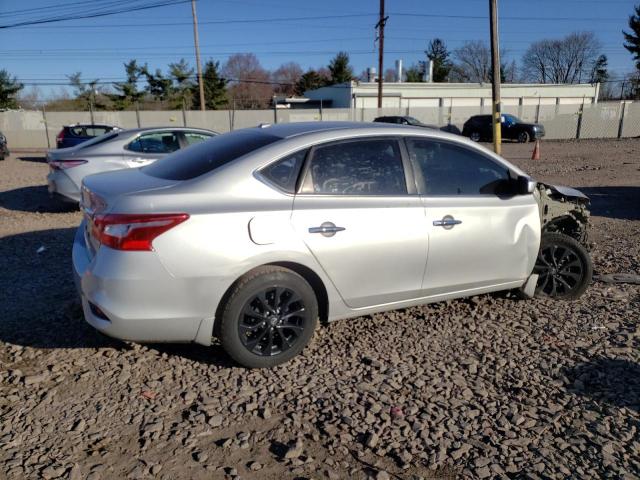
top-left (74, 122), bottom-right (592, 367)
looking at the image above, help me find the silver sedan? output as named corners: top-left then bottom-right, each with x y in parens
top-left (47, 127), bottom-right (217, 203)
top-left (73, 122), bottom-right (592, 368)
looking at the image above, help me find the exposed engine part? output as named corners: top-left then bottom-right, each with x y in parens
top-left (534, 182), bottom-right (591, 247)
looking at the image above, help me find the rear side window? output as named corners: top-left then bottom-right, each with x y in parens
top-left (143, 129), bottom-right (281, 181)
top-left (70, 126), bottom-right (85, 136)
top-left (259, 149), bottom-right (307, 193)
top-left (407, 138), bottom-right (510, 195)
top-left (85, 126), bottom-right (109, 136)
top-left (307, 139), bottom-right (406, 195)
top-left (128, 132), bottom-right (180, 154)
top-left (183, 132), bottom-right (213, 146)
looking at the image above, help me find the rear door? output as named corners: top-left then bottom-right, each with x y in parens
top-left (290, 137), bottom-right (428, 309)
top-left (124, 130), bottom-right (181, 167)
top-left (405, 137), bottom-right (540, 296)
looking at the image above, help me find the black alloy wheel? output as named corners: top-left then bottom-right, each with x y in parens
top-left (239, 287), bottom-right (308, 356)
top-left (517, 131), bottom-right (530, 143)
top-left (219, 266), bottom-right (318, 368)
top-left (534, 233), bottom-right (592, 300)
top-left (469, 131), bottom-right (481, 142)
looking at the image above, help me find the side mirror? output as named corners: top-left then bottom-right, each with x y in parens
top-left (516, 175), bottom-right (536, 195)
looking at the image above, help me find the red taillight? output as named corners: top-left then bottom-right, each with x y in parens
top-left (49, 159), bottom-right (87, 170)
top-left (91, 213), bottom-right (189, 251)
top-left (56, 130), bottom-right (65, 141)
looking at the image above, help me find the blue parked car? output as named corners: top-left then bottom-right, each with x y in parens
top-left (56, 123), bottom-right (121, 149)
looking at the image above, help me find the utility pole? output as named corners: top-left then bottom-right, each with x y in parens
top-left (489, 0), bottom-right (502, 154)
top-left (191, 0), bottom-right (205, 111)
top-left (376, 0), bottom-right (387, 109)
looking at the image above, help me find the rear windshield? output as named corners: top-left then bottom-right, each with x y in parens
top-left (142, 129), bottom-right (282, 181)
top-left (76, 131), bottom-right (119, 148)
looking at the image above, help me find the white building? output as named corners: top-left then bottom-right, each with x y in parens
top-left (304, 82), bottom-right (600, 109)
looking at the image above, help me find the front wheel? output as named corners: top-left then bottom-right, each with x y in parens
top-left (469, 131), bottom-right (481, 142)
top-left (219, 266), bottom-right (318, 368)
top-left (534, 233), bottom-right (592, 300)
top-left (517, 131), bottom-right (530, 143)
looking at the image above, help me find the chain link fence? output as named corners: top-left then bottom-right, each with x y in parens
top-left (1, 101), bottom-right (638, 149)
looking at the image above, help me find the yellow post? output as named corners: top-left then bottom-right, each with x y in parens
top-left (489, 0), bottom-right (502, 155)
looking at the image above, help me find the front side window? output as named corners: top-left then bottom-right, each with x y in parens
top-left (407, 138), bottom-right (511, 196)
top-left (127, 132), bottom-right (180, 154)
top-left (307, 139), bottom-right (406, 195)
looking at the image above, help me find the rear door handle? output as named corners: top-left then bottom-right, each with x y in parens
top-left (309, 222), bottom-right (345, 237)
top-left (433, 215), bottom-right (462, 229)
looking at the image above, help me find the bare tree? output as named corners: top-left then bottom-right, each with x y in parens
top-left (383, 68), bottom-right (396, 82)
top-left (222, 53), bottom-right (273, 108)
top-left (451, 41), bottom-right (492, 82)
top-left (272, 62), bottom-right (303, 96)
top-left (522, 32), bottom-right (601, 84)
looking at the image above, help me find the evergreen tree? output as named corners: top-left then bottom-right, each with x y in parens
top-left (0, 69), bottom-right (24, 109)
top-left (169, 58), bottom-right (195, 108)
top-left (589, 54), bottom-right (609, 84)
top-left (623, 5), bottom-right (640, 71)
top-left (404, 64), bottom-right (425, 82)
top-left (113, 60), bottom-right (144, 108)
top-left (142, 67), bottom-right (173, 101)
top-left (193, 60), bottom-right (227, 110)
top-left (426, 39), bottom-right (452, 82)
top-left (327, 52), bottom-right (354, 85)
top-left (294, 69), bottom-right (328, 95)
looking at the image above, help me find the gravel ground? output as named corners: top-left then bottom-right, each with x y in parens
top-left (1, 139), bottom-right (639, 480)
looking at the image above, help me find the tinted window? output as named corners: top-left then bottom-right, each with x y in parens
top-left (70, 126), bottom-right (85, 136)
top-left (184, 132), bottom-right (213, 146)
top-left (308, 139), bottom-right (406, 195)
top-left (143, 129), bottom-right (281, 181)
top-left (260, 149), bottom-right (307, 193)
top-left (407, 138), bottom-right (510, 195)
top-left (128, 132), bottom-right (180, 154)
top-left (85, 126), bottom-right (109, 136)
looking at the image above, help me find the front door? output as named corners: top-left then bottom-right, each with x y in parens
top-left (124, 130), bottom-right (181, 167)
top-left (405, 137), bottom-right (540, 296)
top-left (290, 137), bottom-right (428, 309)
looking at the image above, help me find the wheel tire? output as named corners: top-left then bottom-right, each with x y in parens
top-left (469, 131), bottom-right (481, 142)
top-left (517, 131), bottom-right (530, 143)
top-left (534, 233), bottom-right (592, 300)
top-left (219, 266), bottom-right (318, 368)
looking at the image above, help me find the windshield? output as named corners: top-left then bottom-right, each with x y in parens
top-left (406, 116), bottom-right (423, 125)
top-left (142, 129), bottom-right (281, 181)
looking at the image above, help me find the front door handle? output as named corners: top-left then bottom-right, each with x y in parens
top-left (309, 221), bottom-right (345, 237)
top-left (433, 215), bottom-right (462, 230)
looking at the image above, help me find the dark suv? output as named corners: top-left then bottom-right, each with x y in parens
top-left (56, 124), bottom-right (120, 149)
top-left (462, 114), bottom-right (544, 143)
top-left (373, 115), bottom-right (461, 135)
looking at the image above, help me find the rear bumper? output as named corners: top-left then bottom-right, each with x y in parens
top-left (47, 170), bottom-right (81, 202)
top-left (72, 222), bottom-right (207, 343)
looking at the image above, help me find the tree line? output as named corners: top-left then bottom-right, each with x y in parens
top-left (1, 7), bottom-right (640, 111)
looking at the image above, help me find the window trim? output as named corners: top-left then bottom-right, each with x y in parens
top-left (404, 136), bottom-right (516, 197)
top-left (295, 136), bottom-right (416, 197)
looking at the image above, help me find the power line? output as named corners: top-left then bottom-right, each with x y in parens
top-left (0, 0), bottom-right (192, 29)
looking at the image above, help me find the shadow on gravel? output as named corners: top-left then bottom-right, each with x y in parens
top-left (579, 186), bottom-right (640, 221)
top-left (0, 228), bottom-right (125, 350)
top-left (18, 156), bottom-right (47, 163)
top-left (149, 343), bottom-right (236, 368)
top-left (565, 358), bottom-right (640, 413)
top-left (0, 185), bottom-right (78, 213)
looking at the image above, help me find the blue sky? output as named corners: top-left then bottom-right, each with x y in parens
top-left (1, 0), bottom-right (638, 98)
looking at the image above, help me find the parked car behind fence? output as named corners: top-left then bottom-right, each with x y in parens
top-left (56, 124), bottom-right (121, 149)
top-left (462, 114), bottom-right (545, 143)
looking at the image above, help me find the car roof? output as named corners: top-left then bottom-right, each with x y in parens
top-left (117, 126), bottom-right (217, 135)
top-left (254, 121), bottom-right (421, 139)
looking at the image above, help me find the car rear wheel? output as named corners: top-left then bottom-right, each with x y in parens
top-left (469, 131), bottom-right (481, 142)
top-left (517, 131), bottom-right (530, 143)
top-left (219, 266), bottom-right (318, 368)
top-left (534, 233), bottom-right (592, 300)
